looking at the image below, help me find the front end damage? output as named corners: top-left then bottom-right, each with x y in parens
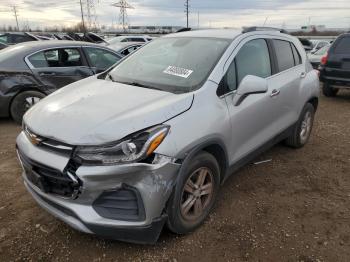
top-left (16, 131), bottom-right (181, 244)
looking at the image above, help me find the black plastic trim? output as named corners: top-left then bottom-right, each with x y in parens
top-left (92, 184), bottom-right (146, 222)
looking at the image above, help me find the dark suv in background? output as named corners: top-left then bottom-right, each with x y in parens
top-left (319, 33), bottom-right (350, 96)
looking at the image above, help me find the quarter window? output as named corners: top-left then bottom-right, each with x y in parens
top-left (236, 39), bottom-right (271, 84)
top-left (273, 40), bottom-right (295, 72)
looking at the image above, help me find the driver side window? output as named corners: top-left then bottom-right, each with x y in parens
top-left (218, 39), bottom-right (271, 96)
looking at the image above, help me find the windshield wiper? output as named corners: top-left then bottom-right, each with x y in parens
top-left (118, 81), bottom-right (163, 91)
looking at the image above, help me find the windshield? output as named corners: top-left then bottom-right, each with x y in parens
top-left (314, 45), bottom-right (330, 55)
top-left (108, 37), bottom-right (231, 93)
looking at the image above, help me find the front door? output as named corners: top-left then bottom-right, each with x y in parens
top-left (222, 38), bottom-right (280, 164)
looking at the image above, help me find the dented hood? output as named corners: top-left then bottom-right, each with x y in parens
top-left (24, 77), bottom-right (193, 145)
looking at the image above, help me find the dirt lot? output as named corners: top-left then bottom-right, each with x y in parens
top-left (0, 92), bottom-right (349, 262)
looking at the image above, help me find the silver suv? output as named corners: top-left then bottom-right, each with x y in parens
top-left (16, 28), bottom-right (319, 244)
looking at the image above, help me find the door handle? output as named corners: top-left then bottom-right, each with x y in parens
top-left (300, 72), bottom-right (306, 78)
top-left (270, 89), bottom-right (280, 97)
top-left (39, 72), bottom-right (56, 76)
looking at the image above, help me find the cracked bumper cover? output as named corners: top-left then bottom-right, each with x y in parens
top-left (17, 132), bottom-right (181, 244)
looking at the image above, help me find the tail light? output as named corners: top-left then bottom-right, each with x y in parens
top-left (320, 52), bottom-right (328, 65)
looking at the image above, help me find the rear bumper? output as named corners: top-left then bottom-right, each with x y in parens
top-left (319, 68), bottom-right (350, 87)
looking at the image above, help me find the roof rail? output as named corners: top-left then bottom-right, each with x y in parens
top-left (242, 26), bottom-right (289, 34)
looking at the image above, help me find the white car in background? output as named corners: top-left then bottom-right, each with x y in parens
top-left (106, 35), bottom-right (153, 45)
top-left (310, 40), bottom-right (330, 54)
top-left (307, 44), bottom-right (330, 69)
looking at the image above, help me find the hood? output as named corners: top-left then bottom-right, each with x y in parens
top-left (24, 76), bottom-right (194, 145)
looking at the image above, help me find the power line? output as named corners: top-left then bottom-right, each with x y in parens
top-left (79, 0), bottom-right (86, 32)
top-left (112, 0), bottom-right (134, 32)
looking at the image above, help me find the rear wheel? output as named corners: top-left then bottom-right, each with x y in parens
top-left (166, 151), bottom-right (220, 234)
top-left (285, 103), bottom-right (315, 148)
top-left (322, 83), bottom-right (338, 97)
top-left (10, 91), bottom-right (45, 124)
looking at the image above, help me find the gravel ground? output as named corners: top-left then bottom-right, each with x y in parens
top-left (0, 92), bottom-right (349, 262)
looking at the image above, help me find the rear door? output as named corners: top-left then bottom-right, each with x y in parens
top-left (327, 36), bottom-right (350, 80)
top-left (268, 38), bottom-right (305, 128)
top-left (27, 47), bottom-right (94, 89)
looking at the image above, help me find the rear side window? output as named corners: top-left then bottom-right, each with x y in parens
top-left (273, 40), bottom-right (295, 72)
top-left (28, 48), bottom-right (83, 68)
top-left (235, 39), bottom-right (271, 84)
top-left (333, 37), bottom-right (350, 54)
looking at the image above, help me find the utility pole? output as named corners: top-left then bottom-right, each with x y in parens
top-left (184, 0), bottom-right (189, 28)
top-left (79, 0), bottom-right (86, 32)
top-left (13, 6), bottom-right (19, 31)
top-left (112, 1), bottom-right (134, 32)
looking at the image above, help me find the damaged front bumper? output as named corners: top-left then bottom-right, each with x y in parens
top-left (16, 132), bottom-right (181, 244)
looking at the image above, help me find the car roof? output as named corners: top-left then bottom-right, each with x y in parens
top-left (1, 40), bottom-right (106, 56)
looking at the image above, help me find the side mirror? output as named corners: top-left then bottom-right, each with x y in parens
top-left (233, 75), bottom-right (268, 106)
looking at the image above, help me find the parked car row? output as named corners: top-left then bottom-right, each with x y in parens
top-left (0, 40), bottom-right (146, 123)
top-left (0, 31), bottom-right (153, 46)
top-left (15, 27), bottom-right (320, 244)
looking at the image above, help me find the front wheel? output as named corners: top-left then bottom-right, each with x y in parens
top-left (10, 91), bottom-right (45, 124)
top-left (166, 151), bottom-right (220, 234)
top-left (285, 103), bottom-right (315, 148)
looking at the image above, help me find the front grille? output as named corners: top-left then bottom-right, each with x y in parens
top-left (40, 138), bottom-right (74, 155)
top-left (93, 185), bottom-right (145, 221)
top-left (18, 150), bottom-right (81, 198)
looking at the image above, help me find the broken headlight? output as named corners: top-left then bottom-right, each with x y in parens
top-left (75, 125), bottom-right (170, 165)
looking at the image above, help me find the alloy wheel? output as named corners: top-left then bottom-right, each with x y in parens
top-left (300, 111), bottom-right (312, 143)
top-left (180, 167), bottom-right (214, 221)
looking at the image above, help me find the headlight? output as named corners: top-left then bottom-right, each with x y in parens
top-left (75, 125), bottom-right (170, 165)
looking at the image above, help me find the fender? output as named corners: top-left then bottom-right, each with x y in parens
top-left (174, 136), bottom-right (230, 185)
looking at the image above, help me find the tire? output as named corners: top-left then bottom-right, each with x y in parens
top-left (10, 91), bottom-right (45, 124)
top-left (166, 151), bottom-right (220, 234)
top-left (322, 83), bottom-right (338, 97)
top-left (285, 103), bottom-right (315, 148)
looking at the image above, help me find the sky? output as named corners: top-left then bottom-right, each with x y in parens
top-left (0, 0), bottom-right (350, 30)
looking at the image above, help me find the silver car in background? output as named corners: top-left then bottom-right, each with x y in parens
top-left (16, 27), bottom-right (319, 244)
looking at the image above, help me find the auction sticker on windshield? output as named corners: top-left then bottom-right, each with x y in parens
top-left (163, 66), bottom-right (193, 78)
